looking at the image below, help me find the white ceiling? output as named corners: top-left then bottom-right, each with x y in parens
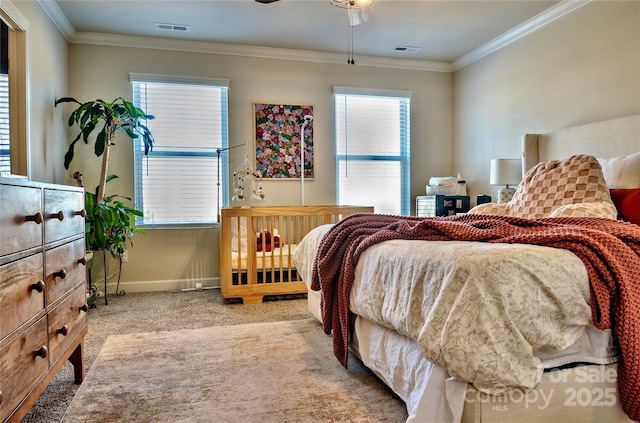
top-left (45, 0), bottom-right (582, 71)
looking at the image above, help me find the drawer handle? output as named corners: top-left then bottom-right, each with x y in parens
top-left (25, 212), bottom-right (43, 224)
top-left (34, 345), bottom-right (48, 359)
top-left (50, 211), bottom-right (64, 221)
top-left (79, 304), bottom-right (89, 313)
top-left (77, 256), bottom-right (88, 265)
top-left (30, 280), bottom-right (45, 293)
top-left (57, 325), bottom-right (69, 336)
top-left (0, 390), bottom-right (2, 405)
top-left (53, 268), bottom-right (67, 279)
top-left (74, 209), bottom-right (87, 218)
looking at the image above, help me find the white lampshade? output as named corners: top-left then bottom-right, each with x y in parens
top-left (490, 159), bottom-right (522, 187)
top-left (490, 158), bottom-right (521, 204)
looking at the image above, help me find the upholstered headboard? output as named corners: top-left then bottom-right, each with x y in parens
top-left (518, 115), bottom-right (640, 225)
top-left (522, 114), bottom-right (640, 173)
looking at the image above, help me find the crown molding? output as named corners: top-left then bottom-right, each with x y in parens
top-left (36, 0), bottom-right (74, 39)
top-left (36, 0), bottom-right (588, 74)
top-left (452, 0), bottom-right (591, 71)
top-left (33, 0), bottom-right (450, 72)
top-left (69, 31), bottom-right (453, 72)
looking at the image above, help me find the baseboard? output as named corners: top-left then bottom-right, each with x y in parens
top-left (106, 277), bottom-right (220, 293)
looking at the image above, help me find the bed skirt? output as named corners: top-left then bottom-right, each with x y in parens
top-left (309, 288), bottom-right (631, 423)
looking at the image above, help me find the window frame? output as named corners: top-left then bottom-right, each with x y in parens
top-left (0, 4), bottom-right (28, 177)
top-left (130, 73), bottom-right (230, 228)
top-left (333, 86), bottom-right (411, 215)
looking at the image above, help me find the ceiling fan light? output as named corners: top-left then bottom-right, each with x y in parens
top-left (330, 0), bottom-right (372, 9)
top-left (348, 7), bottom-right (369, 26)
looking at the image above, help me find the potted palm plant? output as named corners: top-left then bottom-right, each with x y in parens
top-left (81, 174), bottom-right (145, 305)
top-left (55, 97), bottom-right (154, 201)
top-left (56, 97), bottom-right (155, 304)
top-left (82, 174), bottom-right (144, 256)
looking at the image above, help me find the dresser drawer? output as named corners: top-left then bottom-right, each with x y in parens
top-left (45, 239), bottom-right (87, 306)
top-left (47, 284), bottom-right (88, 365)
top-left (0, 316), bottom-right (49, 422)
top-left (0, 184), bottom-right (43, 257)
top-left (0, 253), bottom-right (45, 340)
top-left (44, 188), bottom-right (85, 245)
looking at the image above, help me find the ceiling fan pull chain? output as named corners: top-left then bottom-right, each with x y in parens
top-left (347, 24), bottom-right (350, 64)
top-left (348, 24), bottom-right (355, 65)
top-left (350, 25), bottom-right (354, 64)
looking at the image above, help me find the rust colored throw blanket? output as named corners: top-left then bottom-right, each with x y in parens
top-left (310, 213), bottom-right (640, 421)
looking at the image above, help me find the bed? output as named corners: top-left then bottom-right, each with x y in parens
top-left (292, 114), bottom-right (640, 423)
top-left (219, 205), bottom-right (373, 303)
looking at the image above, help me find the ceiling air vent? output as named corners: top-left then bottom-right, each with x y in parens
top-left (154, 23), bottom-right (191, 32)
top-left (392, 45), bottom-right (422, 53)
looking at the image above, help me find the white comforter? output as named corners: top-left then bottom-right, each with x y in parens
top-left (294, 224), bottom-right (613, 395)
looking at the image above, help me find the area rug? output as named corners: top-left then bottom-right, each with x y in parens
top-left (62, 319), bottom-right (407, 422)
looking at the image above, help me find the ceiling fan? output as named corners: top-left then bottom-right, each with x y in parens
top-left (255, 0), bottom-right (372, 10)
top-left (254, 0), bottom-right (371, 23)
top-left (254, 0), bottom-right (372, 64)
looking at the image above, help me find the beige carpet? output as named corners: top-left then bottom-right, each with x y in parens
top-left (62, 319), bottom-right (407, 422)
top-left (24, 290), bottom-right (315, 422)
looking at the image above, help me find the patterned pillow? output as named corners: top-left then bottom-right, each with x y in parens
top-left (468, 202), bottom-right (510, 216)
top-left (470, 155), bottom-right (618, 219)
top-left (549, 202), bottom-right (620, 218)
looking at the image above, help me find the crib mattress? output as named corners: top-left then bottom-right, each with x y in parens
top-left (231, 244), bottom-right (297, 271)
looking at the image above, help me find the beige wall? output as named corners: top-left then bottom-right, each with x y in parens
top-left (8, 1), bottom-right (68, 183)
top-left (454, 0), bottom-right (640, 201)
top-left (65, 43), bottom-right (452, 291)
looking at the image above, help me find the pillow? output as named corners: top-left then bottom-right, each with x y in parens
top-left (548, 202), bottom-right (619, 219)
top-left (598, 152), bottom-right (640, 188)
top-left (230, 216), bottom-right (249, 252)
top-left (501, 155), bottom-right (617, 219)
top-left (609, 189), bottom-right (640, 224)
top-left (468, 202), bottom-right (510, 216)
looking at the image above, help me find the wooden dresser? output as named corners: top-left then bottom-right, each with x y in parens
top-left (0, 177), bottom-right (88, 422)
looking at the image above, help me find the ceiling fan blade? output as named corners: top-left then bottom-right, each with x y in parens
top-left (255, 0), bottom-right (280, 3)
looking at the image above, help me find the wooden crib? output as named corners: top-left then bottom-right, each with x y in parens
top-left (219, 205), bottom-right (373, 304)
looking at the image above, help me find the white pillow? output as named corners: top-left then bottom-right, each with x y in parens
top-left (230, 216), bottom-right (249, 252)
top-left (597, 152), bottom-right (640, 188)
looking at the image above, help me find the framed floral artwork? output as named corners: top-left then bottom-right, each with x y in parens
top-left (254, 103), bottom-right (314, 179)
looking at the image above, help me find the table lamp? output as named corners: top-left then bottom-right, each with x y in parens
top-left (490, 158), bottom-right (521, 203)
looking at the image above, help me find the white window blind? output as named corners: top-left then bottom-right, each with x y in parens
top-left (132, 75), bottom-right (229, 226)
top-left (0, 20), bottom-right (9, 174)
top-left (334, 87), bottom-right (411, 215)
top-left (0, 73), bottom-right (9, 175)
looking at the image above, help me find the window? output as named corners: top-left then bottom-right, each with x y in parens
top-left (0, 5), bottom-right (28, 177)
top-left (0, 20), bottom-right (9, 174)
top-left (334, 87), bottom-right (411, 215)
top-left (131, 74), bottom-right (229, 227)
